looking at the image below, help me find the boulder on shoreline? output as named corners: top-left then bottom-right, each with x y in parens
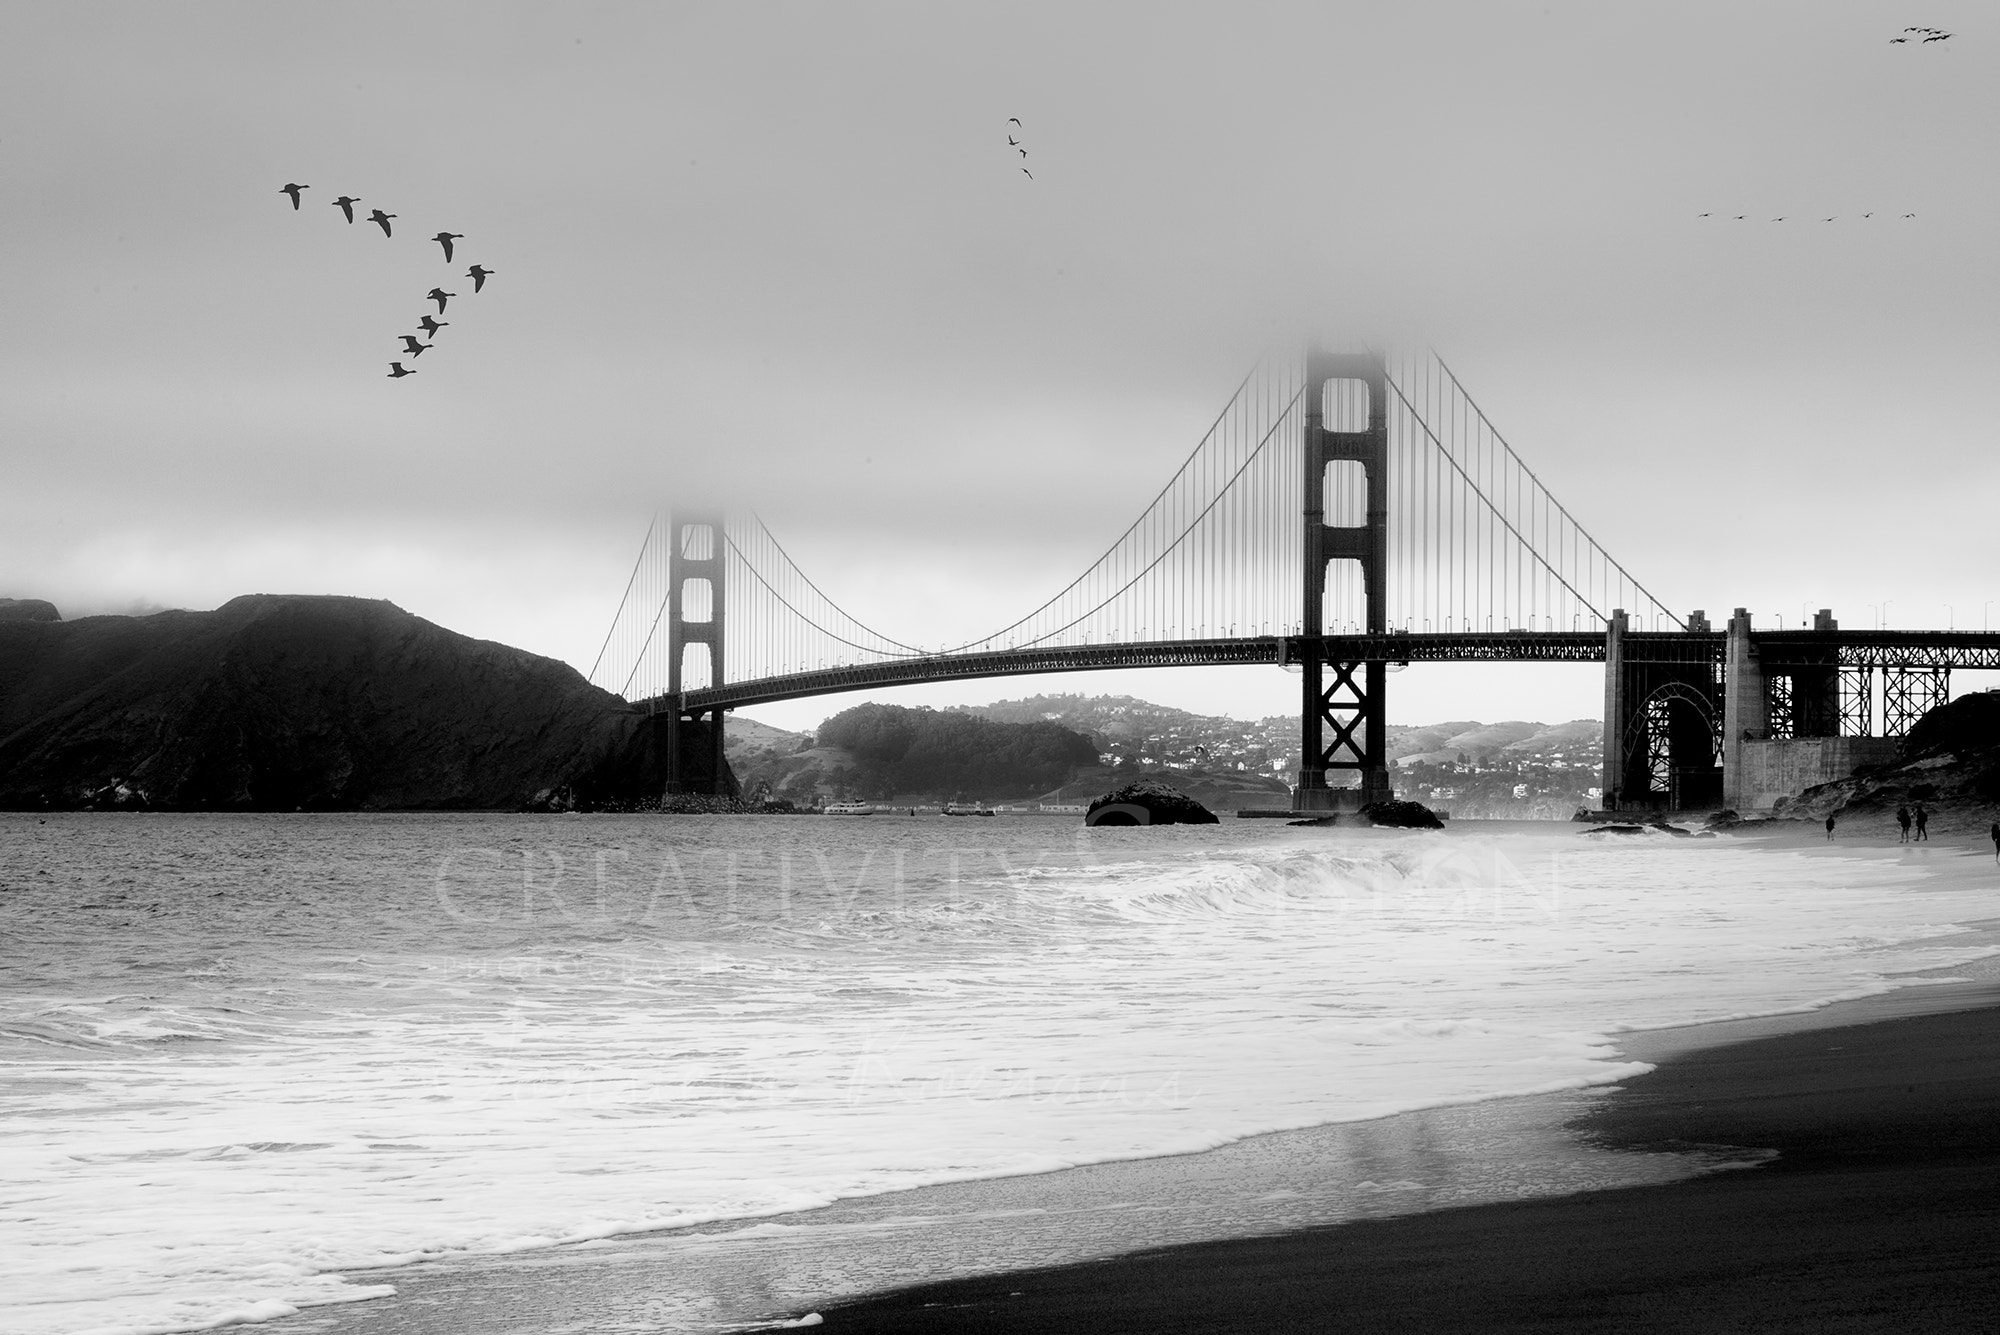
top-left (1084, 778), bottom-right (1219, 826)
top-left (1358, 799), bottom-right (1446, 829)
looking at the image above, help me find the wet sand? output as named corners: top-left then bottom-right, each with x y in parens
top-left (270, 827), bottom-right (2000, 1334)
top-left (790, 936), bottom-right (2000, 1332)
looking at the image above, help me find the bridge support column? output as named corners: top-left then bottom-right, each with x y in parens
top-left (1721, 608), bottom-right (1766, 811)
top-left (664, 510), bottom-right (735, 797)
top-left (1600, 610), bottom-right (1627, 809)
top-left (1293, 348), bottom-right (1392, 812)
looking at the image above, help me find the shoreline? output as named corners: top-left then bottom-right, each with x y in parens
top-left (792, 996), bottom-right (2000, 1332)
top-left (248, 828), bottom-right (2000, 1335)
top-left (781, 939), bottom-right (2000, 1333)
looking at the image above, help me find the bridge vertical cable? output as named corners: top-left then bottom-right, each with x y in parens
top-left (586, 348), bottom-right (1681, 703)
top-left (939, 354), bottom-right (1309, 652)
top-left (586, 514), bottom-right (674, 699)
top-left (1378, 350), bottom-right (1679, 633)
top-left (720, 514), bottom-right (926, 684)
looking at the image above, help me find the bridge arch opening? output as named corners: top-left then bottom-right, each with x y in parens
top-left (1622, 680), bottom-right (1722, 809)
top-left (679, 642), bottom-right (714, 692)
top-left (1322, 461), bottom-right (1367, 527)
top-left (1319, 377), bottom-right (1371, 433)
top-left (679, 577), bottom-right (714, 624)
top-left (677, 524), bottom-right (715, 561)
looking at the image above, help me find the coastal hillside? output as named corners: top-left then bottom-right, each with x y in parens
top-left (732, 702), bottom-right (1099, 804)
top-left (963, 694), bottom-right (1598, 775)
top-left (0, 595), bottom-right (663, 810)
top-left (959, 693), bottom-right (1603, 815)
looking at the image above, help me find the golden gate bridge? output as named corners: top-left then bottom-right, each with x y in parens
top-left (588, 349), bottom-right (2000, 813)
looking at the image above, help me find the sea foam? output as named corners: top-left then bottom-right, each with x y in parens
top-left (1, 814), bottom-right (1991, 1335)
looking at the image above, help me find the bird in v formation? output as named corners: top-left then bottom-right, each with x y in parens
top-left (279, 181), bottom-right (496, 379)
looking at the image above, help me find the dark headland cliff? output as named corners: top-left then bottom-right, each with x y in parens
top-left (0, 594), bottom-right (680, 811)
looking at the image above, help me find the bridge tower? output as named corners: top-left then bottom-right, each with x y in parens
top-left (663, 510), bottom-right (734, 796)
top-left (1293, 348), bottom-right (1393, 812)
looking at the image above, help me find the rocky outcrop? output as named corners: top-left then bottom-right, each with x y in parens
top-left (0, 594), bottom-right (676, 810)
top-left (1782, 691), bottom-right (2000, 835)
top-left (0, 598), bottom-right (60, 623)
top-left (1358, 799), bottom-right (1446, 829)
top-left (1084, 778), bottom-right (1220, 826)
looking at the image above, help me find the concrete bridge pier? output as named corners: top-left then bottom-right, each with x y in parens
top-left (1600, 609), bottom-right (1725, 812)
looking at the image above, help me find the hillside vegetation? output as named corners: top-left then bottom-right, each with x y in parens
top-left (0, 595), bottom-right (663, 810)
top-left (732, 702), bottom-right (1099, 803)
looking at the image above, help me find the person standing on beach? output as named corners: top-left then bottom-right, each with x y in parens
top-left (1897, 806), bottom-right (1912, 842)
top-left (1915, 805), bottom-right (1930, 841)
top-left (1991, 820), bottom-right (1999, 862)
top-left (1826, 814), bottom-right (1836, 841)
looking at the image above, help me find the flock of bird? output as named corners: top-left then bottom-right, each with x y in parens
top-left (277, 182), bottom-right (495, 378)
top-left (1699, 212), bottom-right (1918, 222)
top-left (1007, 118), bottom-right (1031, 180)
top-left (1690, 31), bottom-right (1958, 223)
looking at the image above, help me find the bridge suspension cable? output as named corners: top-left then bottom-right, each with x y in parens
top-left (586, 348), bottom-right (1684, 701)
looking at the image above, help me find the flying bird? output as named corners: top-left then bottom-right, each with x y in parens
top-left (466, 264), bottom-right (493, 292)
top-left (400, 335), bottom-right (431, 358)
top-left (279, 183), bottom-right (308, 209)
top-left (331, 195), bottom-right (360, 223)
top-left (432, 232), bottom-right (464, 262)
top-left (426, 287), bottom-right (455, 313)
top-left (418, 315), bottom-right (447, 337)
top-left (387, 362), bottom-right (415, 378)
top-left (368, 209), bottom-right (396, 237)
top-left (1924, 32), bottom-right (1952, 42)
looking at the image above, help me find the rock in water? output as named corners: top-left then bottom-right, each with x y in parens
top-left (1358, 798), bottom-right (1446, 829)
top-left (0, 594), bottom-right (679, 810)
top-left (1084, 778), bottom-right (1219, 826)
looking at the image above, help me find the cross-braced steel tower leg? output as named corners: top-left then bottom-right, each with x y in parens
top-left (1294, 348), bottom-right (1392, 812)
top-left (665, 510), bottom-right (730, 796)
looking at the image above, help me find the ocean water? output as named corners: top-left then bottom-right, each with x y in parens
top-left (2, 812), bottom-right (1994, 1335)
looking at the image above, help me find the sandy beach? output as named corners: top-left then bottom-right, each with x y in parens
top-left (760, 829), bottom-right (2000, 1333)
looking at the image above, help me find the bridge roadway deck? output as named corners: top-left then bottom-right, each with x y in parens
top-left (664, 630), bottom-right (1640, 713)
top-left (647, 628), bottom-right (2000, 713)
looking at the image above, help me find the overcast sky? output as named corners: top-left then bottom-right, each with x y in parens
top-left (5, 1), bottom-right (1997, 730)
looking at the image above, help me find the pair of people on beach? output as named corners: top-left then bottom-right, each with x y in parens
top-left (1896, 805), bottom-right (1929, 842)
